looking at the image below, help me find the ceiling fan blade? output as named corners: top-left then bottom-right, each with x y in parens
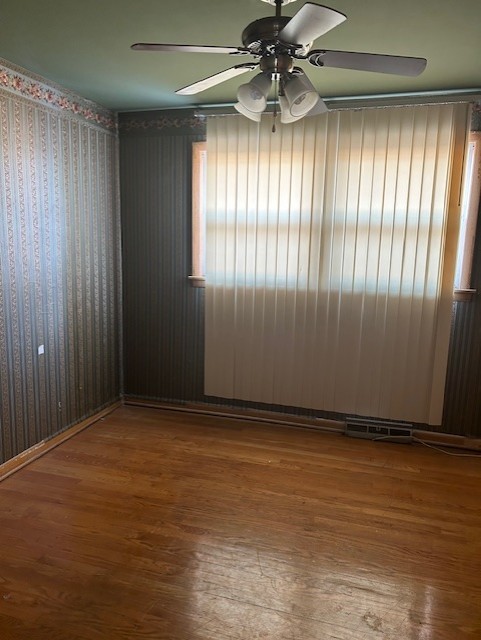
top-left (308, 50), bottom-right (427, 76)
top-left (278, 3), bottom-right (346, 46)
top-left (131, 43), bottom-right (246, 55)
top-left (176, 63), bottom-right (258, 95)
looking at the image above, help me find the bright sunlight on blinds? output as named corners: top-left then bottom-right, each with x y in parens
top-left (205, 104), bottom-right (468, 424)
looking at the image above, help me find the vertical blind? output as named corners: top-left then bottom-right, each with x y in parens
top-left (205, 104), bottom-right (468, 425)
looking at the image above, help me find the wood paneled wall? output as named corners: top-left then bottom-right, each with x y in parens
top-left (441, 110), bottom-right (481, 435)
top-left (0, 60), bottom-right (122, 464)
top-left (118, 108), bottom-right (481, 437)
top-left (443, 197), bottom-right (481, 435)
top-left (119, 111), bottom-right (206, 402)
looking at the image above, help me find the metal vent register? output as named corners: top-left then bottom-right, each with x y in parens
top-left (345, 417), bottom-right (413, 442)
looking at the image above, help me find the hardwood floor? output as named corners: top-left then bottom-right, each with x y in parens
top-left (0, 405), bottom-right (480, 639)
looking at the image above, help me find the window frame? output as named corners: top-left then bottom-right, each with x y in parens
top-left (191, 132), bottom-right (481, 297)
top-left (454, 131), bottom-right (481, 300)
top-left (189, 141), bottom-right (207, 288)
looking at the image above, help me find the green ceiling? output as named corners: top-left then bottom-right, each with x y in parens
top-left (1, 0), bottom-right (480, 111)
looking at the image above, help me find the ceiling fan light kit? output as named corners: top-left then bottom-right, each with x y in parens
top-left (132, 0), bottom-right (427, 126)
top-left (283, 71), bottom-right (320, 116)
top-left (237, 72), bottom-right (273, 113)
top-left (234, 101), bottom-right (263, 121)
top-left (278, 94), bottom-right (303, 123)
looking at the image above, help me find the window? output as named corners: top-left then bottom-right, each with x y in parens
top-left (454, 131), bottom-right (481, 298)
top-left (203, 105), bottom-right (468, 425)
top-left (193, 130), bottom-right (480, 298)
top-left (189, 141), bottom-right (206, 287)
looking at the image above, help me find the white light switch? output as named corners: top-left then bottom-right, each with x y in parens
top-left (38, 344), bottom-right (44, 355)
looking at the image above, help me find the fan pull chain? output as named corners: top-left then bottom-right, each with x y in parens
top-left (272, 74), bottom-right (279, 133)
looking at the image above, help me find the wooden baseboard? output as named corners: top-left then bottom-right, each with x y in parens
top-left (413, 429), bottom-right (481, 451)
top-left (0, 401), bottom-right (122, 482)
top-left (123, 397), bottom-right (346, 434)
top-left (123, 397), bottom-right (481, 452)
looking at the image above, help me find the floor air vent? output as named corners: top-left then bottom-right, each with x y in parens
top-left (345, 417), bottom-right (413, 442)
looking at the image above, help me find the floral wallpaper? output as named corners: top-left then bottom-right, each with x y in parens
top-left (0, 58), bottom-right (121, 465)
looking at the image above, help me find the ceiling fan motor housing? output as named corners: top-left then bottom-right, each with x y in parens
top-left (242, 16), bottom-right (308, 78)
top-left (242, 17), bottom-right (291, 55)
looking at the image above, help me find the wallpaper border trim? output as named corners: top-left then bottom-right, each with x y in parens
top-left (0, 57), bottom-right (116, 132)
top-left (118, 110), bottom-right (205, 133)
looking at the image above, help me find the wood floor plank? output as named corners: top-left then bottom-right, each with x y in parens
top-left (0, 405), bottom-right (480, 639)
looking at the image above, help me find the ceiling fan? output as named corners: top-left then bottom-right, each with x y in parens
top-left (131, 0), bottom-right (427, 124)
